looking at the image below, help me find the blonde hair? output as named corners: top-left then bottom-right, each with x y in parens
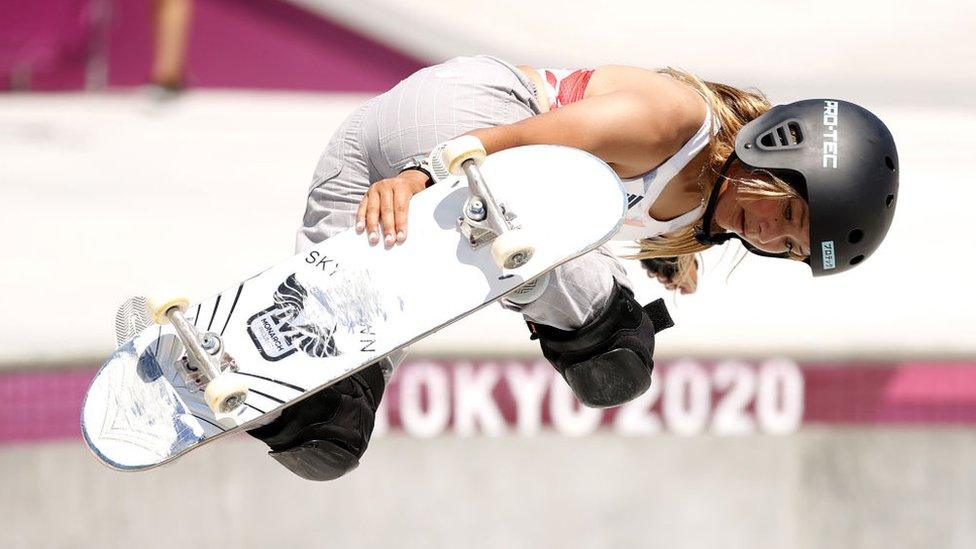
top-left (628, 69), bottom-right (804, 289)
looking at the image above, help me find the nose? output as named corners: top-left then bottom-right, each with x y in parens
top-left (757, 219), bottom-right (788, 244)
top-left (757, 220), bottom-right (773, 243)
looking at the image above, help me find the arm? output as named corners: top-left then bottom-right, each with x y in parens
top-left (467, 79), bottom-right (704, 177)
top-left (358, 72), bottom-right (704, 244)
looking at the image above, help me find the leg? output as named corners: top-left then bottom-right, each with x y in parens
top-left (503, 249), bottom-right (674, 408)
top-left (297, 56), bottom-right (541, 251)
top-left (250, 99), bottom-right (395, 480)
top-left (502, 246), bottom-right (632, 330)
top-left (256, 56), bottom-right (542, 480)
top-left (247, 358), bottom-right (387, 481)
top-left (150, 0), bottom-right (192, 90)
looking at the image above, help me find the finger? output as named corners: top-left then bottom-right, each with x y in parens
top-left (365, 188), bottom-right (381, 245)
top-left (393, 186), bottom-right (411, 243)
top-left (380, 185), bottom-right (396, 248)
top-left (355, 195), bottom-right (367, 233)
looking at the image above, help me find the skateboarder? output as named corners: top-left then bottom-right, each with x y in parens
top-left (247, 55), bottom-right (898, 480)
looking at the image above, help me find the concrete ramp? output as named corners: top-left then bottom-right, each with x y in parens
top-left (2, 431), bottom-right (974, 549)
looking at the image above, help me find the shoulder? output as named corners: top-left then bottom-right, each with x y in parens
top-left (587, 66), bottom-right (707, 171)
top-left (591, 66), bottom-right (705, 127)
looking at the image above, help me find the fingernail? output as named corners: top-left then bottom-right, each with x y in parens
top-left (397, 231), bottom-right (405, 243)
top-left (369, 232), bottom-right (379, 244)
top-left (385, 233), bottom-right (394, 247)
top-left (356, 220), bottom-right (365, 232)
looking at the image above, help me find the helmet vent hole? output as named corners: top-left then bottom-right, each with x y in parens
top-left (848, 229), bottom-right (864, 244)
top-left (886, 194), bottom-right (895, 208)
top-left (885, 156), bottom-right (896, 171)
top-left (850, 255), bottom-right (865, 266)
top-left (787, 122), bottom-right (803, 144)
top-left (757, 120), bottom-right (804, 150)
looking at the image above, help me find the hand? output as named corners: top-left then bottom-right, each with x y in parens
top-left (639, 257), bottom-right (698, 294)
top-left (657, 270), bottom-right (697, 294)
top-left (356, 170), bottom-right (429, 248)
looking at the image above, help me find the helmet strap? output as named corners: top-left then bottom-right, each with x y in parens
top-left (694, 152), bottom-right (791, 259)
top-left (694, 153), bottom-right (739, 246)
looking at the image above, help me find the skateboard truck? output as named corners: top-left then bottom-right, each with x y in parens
top-left (177, 331), bottom-right (240, 394)
top-left (442, 136), bottom-right (535, 269)
top-left (147, 297), bottom-right (249, 419)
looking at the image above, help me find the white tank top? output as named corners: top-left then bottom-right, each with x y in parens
top-left (612, 107), bottom-right (716, 241)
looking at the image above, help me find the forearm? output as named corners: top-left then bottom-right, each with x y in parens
top-left (462, 91), bottom-right (684, 172)
top-left (463, 125), bottom-right (526, 156)
top-left (463, 106), bottom-right (604, 157)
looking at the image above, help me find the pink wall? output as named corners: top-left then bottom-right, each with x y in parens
top-left (0, 0), bottom-right (94, 89)
top-left (5, 359), bottom-right (976, 445)
top-left (2, 0), bottom-right (425, 91)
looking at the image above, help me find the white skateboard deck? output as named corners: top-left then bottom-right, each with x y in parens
top-left (82, 145), bottom-right (626, 471)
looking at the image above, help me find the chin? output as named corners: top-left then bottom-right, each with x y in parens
top-left (714, 208), bottom-right (735, 234)
top-left (712, 188), bottom-right (737, 233)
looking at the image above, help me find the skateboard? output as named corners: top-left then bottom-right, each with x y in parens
top-left (81, 139), bottom-right (627, 471)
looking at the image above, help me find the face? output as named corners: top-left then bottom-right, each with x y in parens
top-left (711, 176), bottom-right (811, 257)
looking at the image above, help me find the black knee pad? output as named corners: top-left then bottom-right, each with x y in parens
top-left (247, 360), bottom-right (386, 481)
top-left (561, 348), bottom-right (653, 409)
top-left (529, 281), bottom-right (673, 408)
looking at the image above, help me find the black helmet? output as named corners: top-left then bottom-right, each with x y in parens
top-left (697, 99), bottom-right (899, 276)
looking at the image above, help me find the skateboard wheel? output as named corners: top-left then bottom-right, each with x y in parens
top-left (441, 136), bottom-right (486, 175)
top-left (204, 374), bottom-right (249, 416)
top-left (491, 230), bottom-right (535, 269)
top-left (146, 296), bottom-right (190, 325)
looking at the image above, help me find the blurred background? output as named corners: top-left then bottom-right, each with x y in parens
top-left (1, 0), bottom-right (975, 547)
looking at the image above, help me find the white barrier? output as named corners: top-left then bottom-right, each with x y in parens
top-left (0, 92), bottom-right (973, 364)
